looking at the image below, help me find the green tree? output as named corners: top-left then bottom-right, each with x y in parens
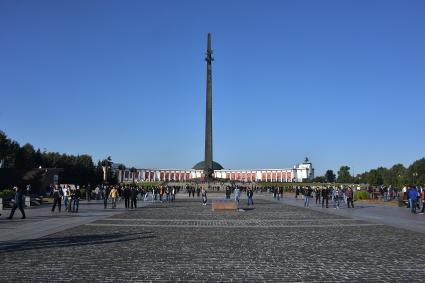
top-left (367, 169), bottom-right (383, 186)
top-left (337, 166), bottom-right (352, 183)
top-left (325, 170), bottom-right (336, 183)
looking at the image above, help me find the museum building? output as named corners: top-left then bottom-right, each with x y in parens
top-left (118, 158), bottom-right (314, 183)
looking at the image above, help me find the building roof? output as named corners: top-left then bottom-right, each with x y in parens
top-left (192, 161), bottom-right (224, 170)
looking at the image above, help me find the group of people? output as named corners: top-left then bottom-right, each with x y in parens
top-left (50, 184), bottom-right (81, 213)
top-left (404, 185), bottom-right (425, 214)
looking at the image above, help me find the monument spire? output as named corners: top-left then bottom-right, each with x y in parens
top-left (204, 33), bottom-right (214, 180)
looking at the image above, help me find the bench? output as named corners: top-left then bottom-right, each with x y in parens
top-left (212, 200), bottom-right (237, 211)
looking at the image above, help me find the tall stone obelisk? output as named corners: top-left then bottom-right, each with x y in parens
top-left (204, 33), bottom-right (214, 180)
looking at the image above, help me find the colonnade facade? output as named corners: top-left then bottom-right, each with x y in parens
top-left (118, 168), bottom-right (308, 183)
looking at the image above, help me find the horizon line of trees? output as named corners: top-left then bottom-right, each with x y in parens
top-left (314, 159), bottom-right (425, 187)
top-left (0, 130), bottom-right (118, 186)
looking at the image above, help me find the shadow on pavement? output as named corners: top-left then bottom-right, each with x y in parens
top-left (0, 232), bottom-right (155, 253)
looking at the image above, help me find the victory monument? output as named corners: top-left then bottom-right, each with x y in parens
top-left (192, 33), bottom-right (223, 181)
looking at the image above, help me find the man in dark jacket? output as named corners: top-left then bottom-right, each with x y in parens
top-left (123, 186), bottom-right (131, 208)
top-left (72, 186), bottom-right (81, 213)
top-left (8, 186), bottom-right (26, 219)
top-left (51, 185), bottom-right (63, 212)
top-left (130, 187), bottom-right (138, 209)
top-left (408, 186), bottom-right (419, 214)
top-left (321, 187), bottom-right (329, 208)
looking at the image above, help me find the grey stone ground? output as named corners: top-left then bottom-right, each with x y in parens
top-left (1, 195), bottom-right (425, 282)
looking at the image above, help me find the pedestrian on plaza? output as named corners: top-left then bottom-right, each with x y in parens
top-left (72, 186), bottom-right (81, 213)
top-left (130, 187), bottom-right (138, 209)
top-left (171, 186), bottom-right (176, 202)
top-left (315, 187), bottom-right (321, 205)
top-left (191, 187), bottom-right (196, 198)
top-left (63, 185), bottom-right (70, 211)
top-left (273, 187), bottom-right (277, 199)
top-left (165, 186), bottom-right (170, 202)
top-left (196, 187), bottom-right (201, 197)
top-left (247, 187), bottom-right (254, 206)
top-left (234, 186), bottom-right (241, 204)
top-left (7, 186), bottom-right (26, 219)
top-left (321, 187), bottom-right (329, 208)
top-left (201, 188), bottom-right (207, 206)
top-left (347, 187), bottom-right (354, 208)
top-left (123, 186), bottom-right (131, 208)
top-left (51, 185), bottom-right (63, 212)
top-left (67, 186), bottom-right (75, 212)
top-left (109, 186), bottom-right (119, 209)
top-left (225, 186), bottom-right (231, 199)
top-left (159, 186), bottom-right (164, 202)
top-left (420, 187), bottom-right (425, 214)
top-left (304, 186), bottom-right (313, 207)
top-left (104, 186), bottom-right (110, 209)
top-left (86, 185), bottom-right (92, 202)
top-left (295, 187), bottom-right (300, 199)
top-left (408, 185), bottom-right (418, 214)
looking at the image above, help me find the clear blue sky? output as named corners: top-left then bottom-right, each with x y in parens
top-left (1, 0), bottom-right (424, 175)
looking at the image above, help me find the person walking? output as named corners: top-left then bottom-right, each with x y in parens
top-left (104, 186), bottom-right (110, 209)
top-left (201, 188), bottom-right (207, 206)
top-left (123, 186), bottom-right (131, 208)
top-left (304, 186), bottom-right (313, 207)
top-left (247, 187), bottom-right (254, 206)
top-left (72, 186), bottom-right (81, 213)
top-left (109, 186), bottom-right (119, 209)
top-left (234, 186), bottom-right (241, 205)
top-left (63, 185), bottom-right (70, 212)
top-left (321, 187), bottom-right (329, 208)
top-left (51, 185), bottom-right (63, 212)
top-left (347, 187), bottom-right (354, 208)
top-left (7, 186), bottom-right (26, 219)
top-left (315, 187), bottom-right (321, 205)
top-left (225, 186), bottom-right (231, 199)
top-left (408, 185), bottom-right (418, 214)
top-left (130, 187), bottom-right (138, 209)
top-left (419, 188), bottom-right (425, 214)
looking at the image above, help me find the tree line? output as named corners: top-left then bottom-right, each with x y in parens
top-left (0, 130), bottom-right (112, 186)
top-left (314, 159), bottom-right (425, 187)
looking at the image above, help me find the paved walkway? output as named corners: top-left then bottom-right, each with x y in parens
top-left (0, 199), bottom-right (151, 243)
top-left (271, 193), bottom-right (425, 234)
top-left (1, 193), bottom-right (425, 282)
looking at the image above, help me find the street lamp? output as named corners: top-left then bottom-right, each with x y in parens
top-left (413, 172), bottom-right (418, 185)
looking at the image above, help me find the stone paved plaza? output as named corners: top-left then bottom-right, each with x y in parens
top-left (1, 195), bottom-right (425, 282)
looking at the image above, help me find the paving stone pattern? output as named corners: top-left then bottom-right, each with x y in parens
top-left (1, 197), bottom-right (425, 282)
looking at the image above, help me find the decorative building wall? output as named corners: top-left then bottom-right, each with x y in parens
top-left (118, 159), bottom-right (314, 183)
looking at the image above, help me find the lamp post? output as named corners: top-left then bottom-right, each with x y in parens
top-left (413, 172), bottom-right (418, 186)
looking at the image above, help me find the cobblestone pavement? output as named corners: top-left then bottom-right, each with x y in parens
top-left (1, 196), bottom-right (425, 282)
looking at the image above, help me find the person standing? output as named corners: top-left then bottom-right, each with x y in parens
top-left (72, 186), bottom-right (81, 213)
top-left (109, 186), bottom-right (119, 209)
top-left (225, 186), bottom-right (231, 199)
top-left (321, 187), bottom-right (329, 208)
top-left (171, 186), bottom-right (176, 202)
top-left (201, 188), bottom-right (207, 206)
top-left (419, 188), bottom-right (425, 214)
top-left (63, 185), bottom-right (70, 212)
top-left (347, 187), bottom-right (354, 208)
top-left (408, 185), bottom-right (418, 214)
top-left (234, 186), bottom-right (241, 204)
top-left (51, 185), bottom-right (63, 212)
top-left (315, 187), bottom-right (321, 205)
top-left (7, 186), bottom-right (26, 219)
top-left (123, 186), bottom-right (131, 208)
top-left (247, 187), bottom-right (254, 206)
top-left (104, 186), bottom-right (110, 209)
top-left (304, 186), bottom-right (313, 207)
top-left (130, 187), bottom-right (138, 209)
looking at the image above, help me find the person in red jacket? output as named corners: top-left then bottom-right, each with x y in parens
top-left (419, 188), bottom-right (425, 214)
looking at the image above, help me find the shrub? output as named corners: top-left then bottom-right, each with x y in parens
top-left (0, 189), bottom-right (15, 199)
top-left (354, 191), bottom-right (368, 201)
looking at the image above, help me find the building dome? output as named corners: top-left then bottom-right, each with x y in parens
top-left (192, 161), bottom-right (224, 170)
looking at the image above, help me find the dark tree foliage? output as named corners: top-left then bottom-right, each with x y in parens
top-left (0, 130), bottom-right (103, 186)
